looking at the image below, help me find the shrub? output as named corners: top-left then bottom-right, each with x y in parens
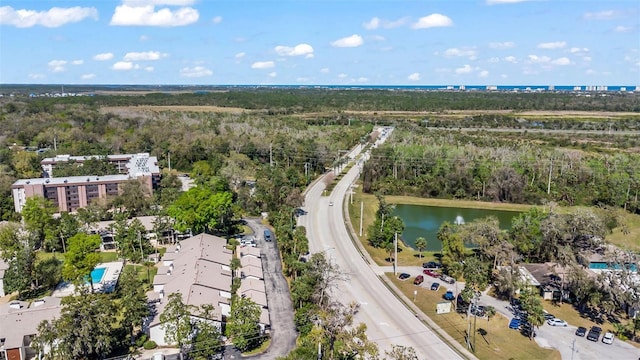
top-left (143, 340), bottom-right (157, 350)
top-left (135, 334), bottom-right (148, 348)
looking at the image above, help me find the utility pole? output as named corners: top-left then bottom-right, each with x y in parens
top-left (547, 156), bottom-right (553, 194)
top-left (168, 151), bottom-right (171, 172)
top-left (359, 201), bottom-right (364, 236)
top-left (269, 143), bottom-right (273, 167)
top-left (317, 342), bottom-right (322, 360)
top-left (394, 232), bottom-right (398, 275)
top-left (570, 338), bottom-right (576, 360)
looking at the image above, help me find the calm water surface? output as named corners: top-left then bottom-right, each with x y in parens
top-left (391, 204), bottom-right (521, 251)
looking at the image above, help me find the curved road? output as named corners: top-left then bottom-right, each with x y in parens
top-left (298, 147), bottom-right (465, 359)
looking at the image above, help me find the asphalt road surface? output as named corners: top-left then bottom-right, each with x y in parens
top-left (298, 148), bottom-right (465, 359)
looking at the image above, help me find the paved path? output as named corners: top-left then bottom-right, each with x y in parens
top-left (242, 218), bottom-right (297, 360)
top-left (299, 129), bottom-right (471, 359)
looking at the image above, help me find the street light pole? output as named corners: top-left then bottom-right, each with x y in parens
top-left (359, 201), bottom-right (363, 236)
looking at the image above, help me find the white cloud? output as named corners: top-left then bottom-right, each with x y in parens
top-left (145, 66), bottom-right (154, 72)
top-left (487, 0), bottom-right (531, 4)
top-left (489, 41), bottom-right (515, 49)
top-left (583, 10), bottom-right (619, 20)
top-left (110, 4), bottom-right (199, 26)
top-left (0, 6), bottom-right (98, 28)
top-left (251, 61), bottom-right (275, 69)
top-left (268, 72), bottom-right (277, 78)
top-left (443, 47), bottom-right (477, 59)
top-left (586, 69), bottom-right (596, 75)
top-left (527, 55), bottom-right (551, 63)
top-left (28, 73), bottom-right (45, 79)
top-left (320, 68), bottom-right (330, 74)
top-left (180, 66), bottom-right (212, 77)
top-left (112, 61), bottom-right (135, 70)
top-left (363, 17), bottom-right (380, 30)
top-left (212, 16), bottom-right (222, 24)
top-left (48, 60), bottom-right (67, 72)
top-left (537, 41), bottom-right (566, 49)
top-left (93, 52), bottom-right (114, 61)
top-left (455, 64), bottom-right (473, 74)
top-left (479, 70), bottom-right (489, 78)
top-left (411, 13), bottom-right (453, 29)
top-left (338, 73), bottom-right (348, 78)
top-left (121, 0), bottom-right (196, 5)
top-left (551, 57), bottom-right (571, 65)
top-left (357, 77), bottom-right (368, 83)
top-left (331, 34), bottom-right (363, 48)
top-left (235, 52), bottom-right (245, 60)
top-left (504, 56), bottom-right (518, 63)
top-left (71, 59), bottom-right (84, 65)
top-left (614, 25), bottom-right (632, 32)
top-left (123, 51), bottom-right (166, 61)
top-left (81, 73), bottom-right (96, 79)
top-left (407, 72), bottom-right (420, 81)
top-left (569, 47), bottom-right (589, 54)
top-left (501, 74), bottom-right (508, 79)
top-left (369, 35), bottom-right (386, 42)
top-left (275, 43), bottom-right (314, 57)
top-left (583, 56), bottom-right (592, 62)
top-left (296, 77), bottom-right (310, 82)
top-left (140, 35), bottom-right (150, 41)
top-left (488, 57), bottom-right (500, 63)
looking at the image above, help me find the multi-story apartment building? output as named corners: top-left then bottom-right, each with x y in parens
top-left (11, 153), bottom-right (160, 213)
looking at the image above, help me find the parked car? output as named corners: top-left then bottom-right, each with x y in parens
top-left (521, 323), bottom-right (536, 338)
top-left (509, 318), bottom-right (521, 329)
top-left (587, 326), bottom-right (602, 342)
top-left (430, 282), bottom-right (440, 291)
top-left (602, 332), bottom-right (615, 344)
top-left (470, 305), bottom-right (486, 317)
top-left (443, 290), bottom-right (455, 301)
top-left (547, 318), bottom-right (568, 327)
top-left (510, 298), bottom-right (521, 310)
top-left (263, 230), bottom-right (273, 242)
top-left (543, 312), bottom-right (555, 320)
top-left (422, 261), bottom-right (441, 269)
top-left (423, 269), bottom-right (440, 278)
top-left (439, 274), bottom-right (456, 284)
top-left (329, 202), bottom-right (334, 206)
top-left (414, 275), bottom-right (424, 285)
top-left (575, 326), bottom-right (587, 337)
top-left (398, 273), bottom-right (410, 280)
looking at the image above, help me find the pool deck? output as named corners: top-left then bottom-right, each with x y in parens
top-left (52, 261), bottom-right (124, 297)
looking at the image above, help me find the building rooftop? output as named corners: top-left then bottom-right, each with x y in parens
top-left (12, 174), bottom-right (129, 187)
top-left (0, 296), bottom-right (62, 349)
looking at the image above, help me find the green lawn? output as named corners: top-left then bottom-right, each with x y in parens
top-left (389, 275), bottom-right (560, 360)
top-left (124, 264), bottom-right (158, 286)
top-left (36, 250), bottom-right (120, 263)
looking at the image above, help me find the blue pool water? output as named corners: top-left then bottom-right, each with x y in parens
top-left (91, 267), bottom-right (107, 284)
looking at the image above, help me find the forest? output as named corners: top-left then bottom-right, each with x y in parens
top-left (0, 88), bottom-right (639, 359)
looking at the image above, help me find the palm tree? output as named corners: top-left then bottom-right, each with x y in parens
top-left (415, 237), bottom-right (427, 259)
top-left (485, 306), bottom-right (496, 323)
top-left (527, 306), bottom-right (546, 339)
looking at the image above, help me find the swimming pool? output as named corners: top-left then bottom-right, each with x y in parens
top-left (91, 267), bottom-right (107, 284)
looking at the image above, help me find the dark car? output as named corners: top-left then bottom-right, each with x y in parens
top-left (430, 282), bottom-right (440, 291)
top-left (443, 290), bottom-right (455, 301)
top-left (423, 269), bottom-right (440, 278)
top-left (263, 230), bottom-right (273, 242)
top-left (422, 261), bottom-right (441, 269)
top-left (398, 273), bottom-right (410, 280)
top-left (575, 326), bottom-right (587, 337)
top-left (414, 275), bottom-right (424, 285)
top-left (543, 312), bottom-right (555, 320)
top-left (587, 326), bottom-right (602, 342)
top-left (470, 305), bottom-right (486, 317)
top-left (521, 323), bottom-right (536, 338)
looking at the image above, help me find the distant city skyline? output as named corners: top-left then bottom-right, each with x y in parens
top-left (1, 0), bottom-right (639, 86)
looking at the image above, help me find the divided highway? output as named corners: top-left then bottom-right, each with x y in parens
top-left (298, 134), bottom-right (466, 359)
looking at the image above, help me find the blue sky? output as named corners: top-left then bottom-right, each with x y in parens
top-left (1, 0), bottom-right (638, 85)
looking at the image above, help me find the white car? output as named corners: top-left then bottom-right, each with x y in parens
top-left (547, 318), bottom-right (568, 327)
top-left (602, 332), bottom-right (615, 344)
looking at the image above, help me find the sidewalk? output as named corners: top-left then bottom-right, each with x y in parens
top-left (134, 347), bottom-right (181, 360)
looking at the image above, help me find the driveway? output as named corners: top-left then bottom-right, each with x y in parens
top-left (241, 218), bottom-right (297, 360)
top-left (477, 290), bottom-right (639, 360)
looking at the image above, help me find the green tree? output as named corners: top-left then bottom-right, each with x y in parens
top-left (463, 257), bottom-right (490, 291)
top-left (113, 179), bottom-right (152, 216)
top-left (438, 222), bottom-right (465, 268)
top-left (191, 304), bottom-right (224, 360)
top-left (35, 257), bottom-right (63, 290)
top-left (32, 292), bottom-right (118, 359)
top-left (62, 233), bottom-right (101, 289)
top-left (168, 186), bottom-right (234, 234)
top-left (226, 296), bottom-right (263, 352)
top-left (414, 237), bottom-right (427, 259)
top-left (118, 266), bottom-right (150, 345)
top-left (21, 196), bottom-right (57, 250)
top-left (160, 293), bottom-right (193, 350)
top-left (484, 306), bottom-right (496, 323)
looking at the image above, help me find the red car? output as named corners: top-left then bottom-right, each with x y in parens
top-left (423, 269), bottom-right (440, 278)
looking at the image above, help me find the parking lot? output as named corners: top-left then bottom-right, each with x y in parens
top-left (391, 264), bottom-right (640, 360)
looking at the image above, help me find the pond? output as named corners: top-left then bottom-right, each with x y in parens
top-left (391, 204), bottom-right (521, 251)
